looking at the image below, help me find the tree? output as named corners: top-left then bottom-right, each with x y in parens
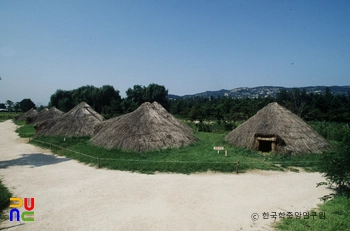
top-left (19, 99), bottom-right (36, 112)
top-left (14, 102), bottom-right (20, 112)
top-left (6, 100), bottom-right (14, 112)
top-left (124, 83), bottom-right (169, 111)
top-left (49, 89), bottom-right (74, 112)
top-left (144, 83), bottom-right (168, 108)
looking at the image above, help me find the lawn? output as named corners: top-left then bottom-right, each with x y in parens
top-left (26, 130), bottom-right (322, 174)
top-left (15, 121), bottom-right (35, 138)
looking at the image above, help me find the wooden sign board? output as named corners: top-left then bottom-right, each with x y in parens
top-left (213, 146), bottom-right (224, 150)
top-left (214, 146), bottom-right (224, 154)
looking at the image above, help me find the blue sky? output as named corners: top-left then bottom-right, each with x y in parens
top-left (1, 0), bottom-right (349, 105)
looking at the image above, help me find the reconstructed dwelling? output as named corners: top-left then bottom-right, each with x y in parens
top-left (90, 101), bottom-right (198, 152)
top-left (225, 102), bottom-right (330, 155)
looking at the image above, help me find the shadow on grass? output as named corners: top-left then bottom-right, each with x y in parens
top-left (0, 153), bottom-right (70, 169)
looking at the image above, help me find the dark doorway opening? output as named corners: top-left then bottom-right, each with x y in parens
top-left (258, 140), bottom-right (272, 152)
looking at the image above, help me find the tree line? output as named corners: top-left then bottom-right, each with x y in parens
top-left (49, 83), bottom-right (168, 118)
top-left (169, 87), bottom-right (350, 123)
top-left (5, 84), bottom-right (350, 123)
top-left (1, 99), bottom-right (36, 113)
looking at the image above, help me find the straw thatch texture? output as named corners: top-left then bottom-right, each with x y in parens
top-left (34, 102), bottom-right (104, 137)
top-left (90, 101), bottom-right (198, 152)
top-left (225, 102), bottom-right (330, 155)
top-left (27, 108), bottom-right (48, 124)
top-left (16, 108), bottom-right (38, 123)
top-left (32, 107), bottom-right (64, 124)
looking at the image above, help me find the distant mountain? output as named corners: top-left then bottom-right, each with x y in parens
top-left (167, 86), bottom-right (350, 99)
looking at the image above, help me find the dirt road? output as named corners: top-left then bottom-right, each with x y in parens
top-left (0, 120), bottom-right (332, 230)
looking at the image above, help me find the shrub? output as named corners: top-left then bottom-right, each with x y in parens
top-left (319, 144), bottom-right (350, 194)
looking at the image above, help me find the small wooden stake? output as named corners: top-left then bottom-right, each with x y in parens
top-left (236, 160), bottom-right (240, 174)
top-left (225, 150), bottom-right (228, 157)
top-left (98, 157), bottom-right (100, 168)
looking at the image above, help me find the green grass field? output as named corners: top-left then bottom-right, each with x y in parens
top-left (26, 131), bottom-right (322, 174)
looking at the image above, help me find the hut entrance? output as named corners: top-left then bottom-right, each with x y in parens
top-left (255, 135), bottom-right (277, 153)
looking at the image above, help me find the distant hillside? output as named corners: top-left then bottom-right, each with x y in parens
top-left (168, 86), bottom-right (350, 99)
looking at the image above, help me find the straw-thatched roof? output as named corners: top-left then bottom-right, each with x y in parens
top-left (27, 108), bottom-right (48, 124)
top-left (225, 102), bottom-right (330, 155)
top-left (16, 108), bottom-right (38, 123)
top-left (90, 101), bottom-right (198, 152)
top-left (32, 107), bottom-right (64, 124)
top-left (34, 102), bottom-right (104, 137)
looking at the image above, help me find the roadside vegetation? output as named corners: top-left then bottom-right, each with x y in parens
top-left (15, 121), bottom-right (35, 138)
top-left (274, 195), bottom-right (350, 231)
top-left (0, 112), bottom-right (20, 122)
top-left (0, 179), bottom-right (12, 221)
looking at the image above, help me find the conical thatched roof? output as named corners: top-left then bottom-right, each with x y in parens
top-left (90, 101), bottom-right (198, 152)
top-left (33, 107), bottom-right (64, 124)
top-left (27, 108), bottom-right (48, 124)
top-left (34, 102), bottom-right (104, 137)
top-left (225, 102), bottom-right (330, 155)
top-left (16, 108), bottom-right (38, 123)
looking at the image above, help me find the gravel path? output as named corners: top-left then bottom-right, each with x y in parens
top-left (0, 120), bottom-right (332, 230)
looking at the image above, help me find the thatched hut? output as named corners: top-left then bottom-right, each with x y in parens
top-left (33, 107), bottom-right (64, 124)
top-left (90, 101), bottom-right (198, 152)
top-left (34, 102), bottom-right (104, 137)
top-left (225, 102), bottom-right (330, 155)
top-left (16, 108), bottom-right (38, 123)
top-left (27, 108), bottom-right (48, 124)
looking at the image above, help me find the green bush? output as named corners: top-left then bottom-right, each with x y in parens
top-left (310, 121), bottom-right (349, 142)
top-left (318, 144), bottom-right (350, 194)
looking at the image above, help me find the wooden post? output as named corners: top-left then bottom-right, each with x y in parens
top-left (271, 142), bottom-right (276, 153)
top-left (225, 150), bottom-right (228, 157)
top-left (236, 160), bottom-right (240, 174)
top-left (98, 157), bottom-right (100, 168)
